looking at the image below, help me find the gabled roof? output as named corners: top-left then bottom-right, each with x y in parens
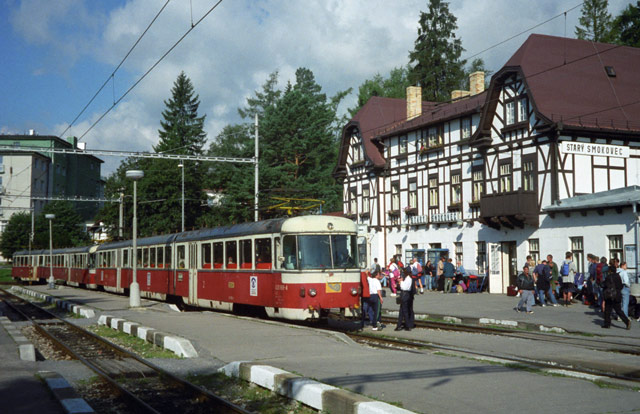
top-left (504, 34), bottom-right (640, 133)
top-left (543, 186), bottom-right (640, 212)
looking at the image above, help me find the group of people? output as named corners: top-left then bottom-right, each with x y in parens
top-left (379, 255), bottom-right (480, 297)
top-left (362, 257), bottom-right (418, 331)
top-left (515, 251), bottom-right (635, 329)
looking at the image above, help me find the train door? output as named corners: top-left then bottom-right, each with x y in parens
top-left (188, 242), bottom-right (198, 305)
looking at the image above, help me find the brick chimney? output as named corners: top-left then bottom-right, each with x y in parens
top-left (406, 86), bottom-right (422, 120)
top-left (469, 71), bottom-right (485, 95)
top-left (451, 90), bottom-right (471, 100)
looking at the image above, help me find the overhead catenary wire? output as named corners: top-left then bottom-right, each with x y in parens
top-left (77, 0), bottom-right (225, 142)
top-left (58, 0), bottom-right (172, 139)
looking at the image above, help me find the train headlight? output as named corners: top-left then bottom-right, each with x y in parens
top-left (309, 288), bottom-right (317, 297)
top-left (350, 287), bottom-right (358, 296)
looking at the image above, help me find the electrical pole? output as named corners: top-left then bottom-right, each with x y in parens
top-left (254, 114), bottom-right (259, 222)
top-left (119, 191), bottom-right (124, 239)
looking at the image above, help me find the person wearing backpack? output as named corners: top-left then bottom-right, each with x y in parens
top-left (602, 262), bottom-right (631, 329)
top-left (560, 252), bottom-right (578, 307)
top-left (515, 265), bottom-right (535, 313)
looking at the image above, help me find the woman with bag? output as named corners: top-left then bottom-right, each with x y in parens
top-left (388, 258), bottom-right (400, 297)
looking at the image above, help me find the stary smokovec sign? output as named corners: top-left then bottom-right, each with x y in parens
top-left (560, 141), bottom-right (629, 158)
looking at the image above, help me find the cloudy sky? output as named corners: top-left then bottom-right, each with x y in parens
top-left (0, 0), bottom-right (631, 174)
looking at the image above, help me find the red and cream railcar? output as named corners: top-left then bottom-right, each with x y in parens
top-left (12, 216), bottom-right (362, 320)
top-left (12, 246), bottom-right (92, 284)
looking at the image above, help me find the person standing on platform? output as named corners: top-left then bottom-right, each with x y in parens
top-left (515, 265), bottom-right (535, 314)
top-left (560, 252), bottom-right (577, 307)
top-left (443, 258), bottom-right (455, 293)
top-left (395, 269), bottom-right (415, 331)
top-left (367, 269), bottom-right (383, 331)
top-left (410, 258), bottom-right (424, 294)
top-left (534, 259), bottom-right (552, 306)
top-left (602, 263), bottom-right (631, 329)
top-left (388, 258), bottom-right (400, 297)
top-left (437, 256), bottom-right (445, 291)
top-left (360, 270), bottom-right (370, 329)
top-left (618, 261), bottom-right (631, 317)
top-left (547, 254), bottom-right (560, 298)
top-left (424, 260), bottom-right (434, 291)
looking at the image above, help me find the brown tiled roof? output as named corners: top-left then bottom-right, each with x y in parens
top-left (506, 34), bottom-right (640, 132)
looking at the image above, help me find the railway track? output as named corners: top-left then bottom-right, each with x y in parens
top-left (336, 316), bottom-right (640, 385)
top-left (379, 316), bottom-right (640, 356)
top-left (0, 288), bottom-right (251, 414)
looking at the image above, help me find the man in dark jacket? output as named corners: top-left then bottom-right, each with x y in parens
top-left (443, 258), bottom-right (456, 293)
top-left (602, 266), bottom-right (631, 329)
top-left (516, 266), bottom-right (535, 314)
top-left (534, 259), bottom-right (556, 306)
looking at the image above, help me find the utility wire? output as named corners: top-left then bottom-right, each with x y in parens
top-left (78, 0), bottom-right (225, 142)
top-left (59, 0), bottom-right (171, 139)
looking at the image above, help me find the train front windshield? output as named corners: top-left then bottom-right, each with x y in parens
top-left (282, 234), bottom-right (358, 270)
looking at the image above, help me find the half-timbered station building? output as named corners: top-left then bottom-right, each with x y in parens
top-left (334, 34), bottom-right (640, 293)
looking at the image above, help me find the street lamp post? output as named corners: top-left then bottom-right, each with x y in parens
top-left (126, 170), bottom-right (144, 307)
top-left (45, 214), bottom-right (55, 289)
top-left (178, 162), bottom-right (184, 232)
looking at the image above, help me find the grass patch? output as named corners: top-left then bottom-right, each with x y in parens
top-left (75, 376), bottom-right (102, 387)
top-left (0, 268), bottom-right (14, 283)
top-left (187, 373), bottom-right (320, 414)
top-left (87, 325), bottom-right (179, 359)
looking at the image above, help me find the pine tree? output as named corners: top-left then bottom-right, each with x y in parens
top-left (134, 72), bottom-right (205, 235)
top-left (575, 0), bottom-right (613, 42)
top-left (408, 0), bottom-right (466, 102)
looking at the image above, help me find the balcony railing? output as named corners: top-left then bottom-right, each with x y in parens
top-left (480, 189), bottom-right (538, 228)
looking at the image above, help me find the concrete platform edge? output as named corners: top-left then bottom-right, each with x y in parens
top-left (219, 361), bottom-right (416, 414)
top-left (38, 371), bottom-right (95, 414)
top-left (97, 314), bottom-right (197, 358)
top-left (9, 286), bottom-right (96, 319)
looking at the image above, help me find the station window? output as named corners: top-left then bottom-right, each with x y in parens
top-left (201, 243), bottom-right (212, 269)
top-left (409, 180), bottom-right (418, 209)
top-left (460, 117), bottom-right (471, 139)
top-left (570, 237), bottom-right (584, 273)
top-left (428, 176), bottom-right (438, 207)
top-left (455, 242), bottom-right (463, 264)
top-left (476, 242), bottom-right (487, 274)
top-left (391, 181), bottom-right (400, 211)
top-left (499, 161), bottom-right (512, 193)
top-left (608, 235), bottom-right (623, 263)
top-left (472, 167), bottom-right (484, 202)
top-left (518, 96), bottom-right (528, 123)
top-left (213, 242), bottom-right (223, 268)
top-left (177, 245), bottom-right (185, 269)
top-left (349, 188), bottom-right (357, 214)
top-left (451, 172), bottom-right (461, 206)
top-left (255, 238), bottom-right (272, 269)
top-left (528, 239), bottom-right (539, 264)
top-left (225, 241), bottom-right (237, 268)
top-left (362, 186), bottom-right (370, 214)
top-left (399, 135), bottom-right (408, 155)
top-left (505, 100), bottom-right (516, 125)
top-left (240, 239), bottom-right (252, 269)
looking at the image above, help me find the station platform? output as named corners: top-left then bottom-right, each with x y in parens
top-left (10, 284), bottom-right (640, 414)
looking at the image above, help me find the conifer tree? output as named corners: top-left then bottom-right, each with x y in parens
top-left (609, 1), bottom-right (640, 47)
top-left (575, 0), bottom-right (613, 42)
top-left (408, 0), bottom-right (465, 102)
top-left (348, 66), bottom-right (411, 117)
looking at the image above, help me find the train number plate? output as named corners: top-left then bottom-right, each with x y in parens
top-left (326, 282), bottom-right (341, 293)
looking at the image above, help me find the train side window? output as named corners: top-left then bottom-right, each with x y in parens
top-left (202, 243), bottom-right (212, 269)
top-left (225, 241), bottom-right (237, 269)
top-left (150, 247), bottom-right (156, 268)
top-left (255, 238), bottom-right (272, 269)
top-left (137, 248), bottom-right (142, 266)
top-left (177, 245), bottom-right (185, 269)
top-left (240, 239), bottom-right (252, 269)
top-left (282, 236), bottom-right (297, 269)
top-left (157, 247), bottom-right (163, 268)
top-left (143, 248), bottom-right (149, 268)
top-left (165, 246), bottom-right (171, 268)
top-left (123, 249), bottom-right (129, 267)
top-left (213, 242), bottom-right (223, 268)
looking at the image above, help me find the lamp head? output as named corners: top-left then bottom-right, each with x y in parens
top-left (45, 214), bottom-right (55, 220)
top-left (126, 170), bottom-right (144, 181)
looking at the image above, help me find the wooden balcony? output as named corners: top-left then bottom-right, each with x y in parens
top-left (479, 189), bottom-right (539, 229)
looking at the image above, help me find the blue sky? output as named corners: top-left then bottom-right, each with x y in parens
top-left (0, 0), bottom-right (631, 175)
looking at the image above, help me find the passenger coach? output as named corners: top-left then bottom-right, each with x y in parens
top-left (12, 215), bottom-right (362, 320)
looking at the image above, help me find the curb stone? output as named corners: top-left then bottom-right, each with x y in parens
top-left (98, 314), bottom-right (197, 358)
top-left (9, 286), bottom-right (95, 318)
top-left (219, 361), bottom-right (416, 414)
top-left (0, 315), bottom-right (36, 361)
top-left (39, 371), bottom-right (95, 414)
